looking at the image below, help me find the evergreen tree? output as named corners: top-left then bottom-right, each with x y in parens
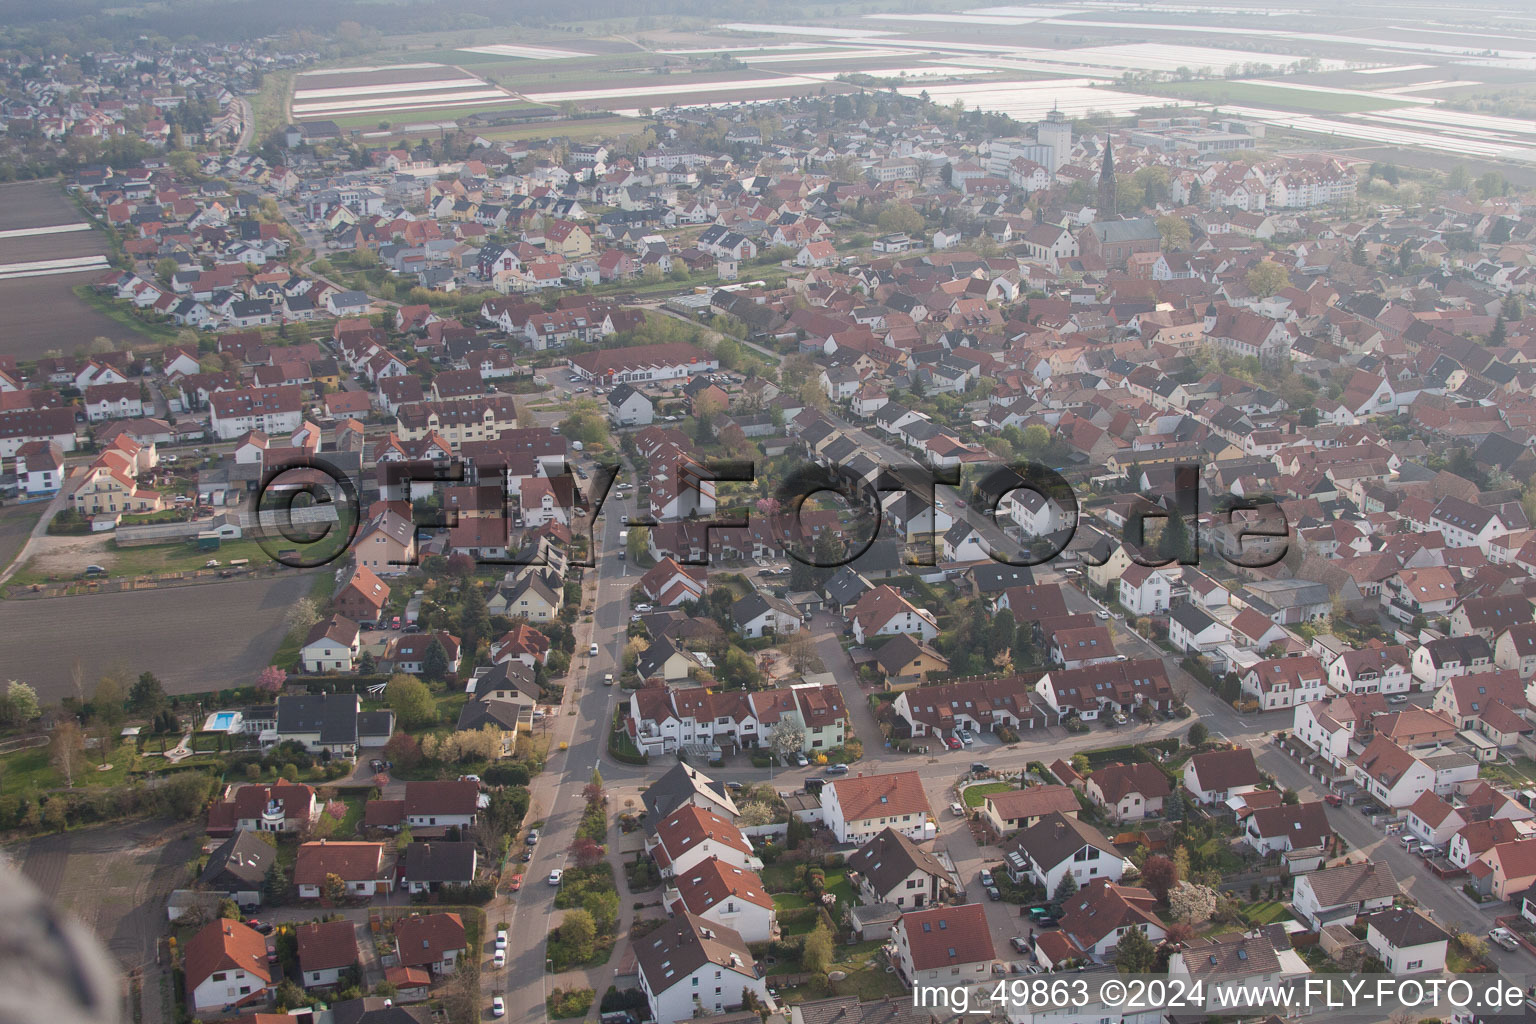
top-left (1114, 926), bottom-right (1159, 973)
top-left (422, 640), bottom-right (450, 682)
top-left (1157, 512), bottom-right (1195, 564)
top-left (129, 671), bottom-right (167, 715)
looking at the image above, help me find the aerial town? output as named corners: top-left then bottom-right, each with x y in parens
top-left (4, 4), bottom-right (1536, 1024)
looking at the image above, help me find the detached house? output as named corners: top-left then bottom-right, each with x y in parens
top-left (848, 585), bottom-right (938, 644)
top-left (293, 841), bottom-right (390, 899)
top-left (1085, 762), bottom-right (1170, 822)
top-left (847, 827), bottom-right (954, 909)
top-left (184, 919), bottom-right (272, 1013)
top-left (635, 912), bottom-right (769, 1024)
top-left (1292, 860), bottom-right (1399, 929)
top-left (1002, 812), bottom-right (1123, 898)
top-left (665, 857), bottom-right (776, 942)
top-left (890, 904), bottom-right (995, 987)
top-left (394, 912), bottom-right (467, 976)
top-left (821, 771), bottom-right (934, 845)
top-left (1183, 748), bottom-right (1262, 805)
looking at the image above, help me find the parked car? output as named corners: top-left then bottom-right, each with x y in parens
top-left (603, 673), bottom-right (614, 686)
top-left (589, 642), bottom-right (599, 656)
top-left (979, 869), bottom-right (994, 887)
top-left (794, 753), bottom-right (809, 767)
top-left (493, 950), bottom-right (506, 968)
top-left (496, 928), bottom-right (508, 950)
top-left (971, 762), bottom-right (991, 774)
top-left (946, 737), bottom-right (963, 750)
top-left (987, 886), bottom-right (1002, 901)
top-left (1010, 936), bottom-right (1030, 954)
top-left (1490, 927), bottom-right (1521, 951)
top-left (950, 802), bottom-right (966, 817)
top-left (549, 869), bottom-right (564, 886)
top-left (525, 830), bottom-right (539, 846)
top-left (492, 996), bottom-right (506, 1018)
top-left (1324, 794), bottom-right (1343, 807)
top-left (1387, 694), bottom-right (1409, 705)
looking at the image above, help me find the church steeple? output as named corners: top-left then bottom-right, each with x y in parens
top-left (1098, 136), bottom-right (1117, 216)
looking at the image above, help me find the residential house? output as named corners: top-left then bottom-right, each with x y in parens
top-left (821, 771), bottom-right (934, 845)
top-left (1292, 861), bottom-right (1400, 929)
top-left (1183, 748), bottom-right (1262, 805)
top-left (847, 827), bottom-right (953, 910)
top-left (183, 919), bottom-right (272, 1013)
top-left (889, 904), bottom-right (995, 987)
top-left (1084, 762), bottom-right (1170, 822)
top-left (635, 912), bottom-right (769, 1023)
top-left (1001, 812), bottom-right (1123, 898)
top-left (394, 912), bottom-right (467, 976)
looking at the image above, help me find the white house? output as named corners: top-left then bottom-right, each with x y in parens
top-left (889, 904), bottom-right (995, 988)
top-left (1002, 812), bottom-right (1124, 898)
top-left (665, 857), bottom-right (777, 942)
top-left (635, 913), bottom-right (770, 1024)
top-left (820, 771), bottom-right (934, 845)
top-left (1241, 656), bottom-right (1327, 711)
top-left (300, 615), bottom-right (360, 673)
top-left (296, 920), bottom-right (358, 989)
top-left (648, 805), bottom-right (761, 879)
top-left (1183, 748), bottom-right (1262, 805)
top-left (1291, 861), bottom-right (1399, 929)
top-left (607, 383), bottom-right (654, 427)
top-left (1117, 564), bottom-right (1173, 616)
top-left (847, 585), bottom-right (938, 645)
top-left (183, 919), bottom-right (272, 1013)
top-left (1362, 908), bottom-right (1449, 974)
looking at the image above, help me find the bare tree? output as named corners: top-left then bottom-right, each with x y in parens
top-left (50, 720), bottom-right (86, 788)
top-left (69, 657), bottom-right (85, 704)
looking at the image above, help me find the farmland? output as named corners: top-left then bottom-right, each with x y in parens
top-left (291, 62), bottom-right (526, 123)
top-left (0, 571), bottom-right (314, 704)
top-left (1136, 79), bottom-right (1418, 115)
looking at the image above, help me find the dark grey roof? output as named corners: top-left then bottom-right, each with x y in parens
top-left (276, 693), bottom-right (360, 745)
top-left (201, 830), bottom-right (274, 888)
top-left (847, 827), bottom-right (949, 898)
top-left (1360, 907), bottom-right (1449, 949)
top-left (641, 762), bottom-right (733, 821)
top-left (400, 842), bottom-right (477, 883)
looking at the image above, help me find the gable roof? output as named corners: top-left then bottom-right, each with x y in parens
top-left (297, 920), bottom-right (359, 974)
top-left (896, 903), bottom-right (995, 970)
top-left (827, 771), bottom-right (931, 822)
top-left (184, 919), bottom-right (271, 993)
top-left (847, 827), bottom-right (950, 896)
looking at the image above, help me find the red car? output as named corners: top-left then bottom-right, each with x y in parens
top-left (508, 875), bottom-right (524, 891)
top-left (946, 737), bottom-right (962, 750)
top-left (1324, 794), bottom-right (1343, 807)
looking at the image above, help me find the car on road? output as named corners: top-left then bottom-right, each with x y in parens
top-left (1387, 694), bottom-right (1409, 705)
top-left (987, 886), bottom-right (1002, 901)
top-left (589, 642), bottom-right (599, 656)
top-left (1095, 611), bottom-right (1110, 620)
top-left (634, 603), bottom-right (653, 613)
top-left (525, 830), bottom-right (539, 846)
top-left (950, 802), bottom-right (966, 817)
top-left (492, 996), bottom-right (505, 1018)
top-left (496, 928), bottom-right (508, 950)
top-left (980, 869), bottom-right (994, 887)
top-left (1490, 928), bottom-right (1520, 951)
top-left (971, 762), bottom-right (991, 774)
top-left (824, 764), bottom-right (849, 775)
top-left (493, 950), bottom-right (506, 968)
top-left (603, 672), bottom-right (614, 686)
top-left (946, 736), bottom-right (962, 750)
top-left (548, 869), bottom-right (564, 886)
top-left (1010, 936), bottom-right (1030, 954)
top-left (726, 781), bottom-right (744, 792)
top-left (1324, 794), bottom-right (1343, 807)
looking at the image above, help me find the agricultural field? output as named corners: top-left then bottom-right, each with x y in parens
top-left (1137, 79), bottom-right (1418, 115)
top-left (291, 62), bottom-right (523, 122)
top-left (0, 571), bottom-right (314, 703)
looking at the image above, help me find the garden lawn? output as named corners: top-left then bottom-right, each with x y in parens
top-left (963, 782), bottom-right (1012, 808)
top-left (1243, 901), bottom-right (1292, 925)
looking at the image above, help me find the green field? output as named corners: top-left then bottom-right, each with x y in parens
top-left (1139, 79), bottom-right (1415, 114)
top-left (320, 100), bottom-right (558, 132)
top-left (963, 781), bottom-right (1013, 807)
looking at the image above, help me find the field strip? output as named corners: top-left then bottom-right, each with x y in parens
top-left (0, 223), bottom-right (93, 240)
top-left (738, 48), bottom-right (916, 63)
top-left (458, 44), bottom-right (592, 59)
top-left (1248, 79), bottom-right (1435, 103)
top-left (1373, 79), bottom-right (1482, 93)
top-left (293, 89), bottom-right (511, 116)
top-left (295, 63), bottom-right (444, 76)
top-left (1352, 64), bottom-right (1435, 74)
top-left (293, 78), bottom-right (486, 101)
top-left (524, 76), bottom-right (823, 104)
top-left (0, 255), bottom-right (110, 279)
top-left (718, 22), bottom-right (894, 39)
